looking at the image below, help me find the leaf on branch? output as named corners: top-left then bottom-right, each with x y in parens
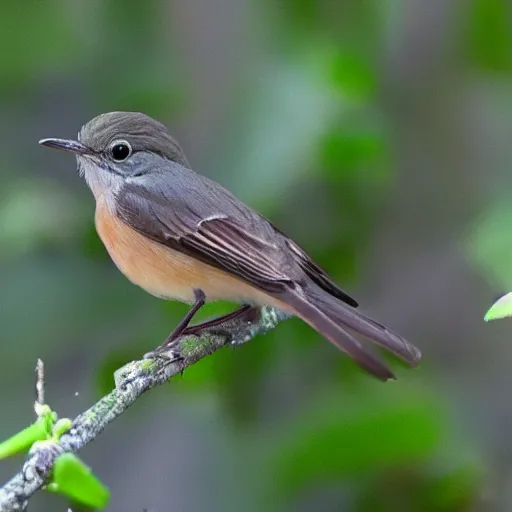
top-left (485, 292), bottom-right (512, 321)
top-left (0, 417), bottom-right (49, 459)
top-left (47, 453), bottom-right (110, 510)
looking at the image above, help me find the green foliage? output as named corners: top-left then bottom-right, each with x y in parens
top-left (485, 293), bottom-right (512, 321)
top-left (355, 464), bottom-right (481, 512)
top-left (320, 130), bottom-right (387, 178)
top-left (0, 2), bottom-right (83, 90)
top-left (270, 386), bottom-right (442, 493)
top-left (0, 416), bottom-right (51, 460)
top-left (263, 385), bottom-right (482, 511)
top-left (418, 464), bottom-right (482, 511)
top-left (329, 52), bottom-right (377, 100)
top-left (0, 404), bottom-right (109, 509)
top-left (47, 453), bottom-right (110, 510)
top-left (465, 0), bottom-right (512, 71)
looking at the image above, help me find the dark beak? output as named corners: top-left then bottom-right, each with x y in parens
top-left (39, 138), bottom-right (91, 155)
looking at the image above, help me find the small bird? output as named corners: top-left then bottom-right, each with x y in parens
top-left (39, 112), bottom-right (421, 381)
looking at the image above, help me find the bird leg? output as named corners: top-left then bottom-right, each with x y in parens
top-left (151, 295), bottom-right (258, 364)
top-left (144, 300), bottom-right (260, 371)
top-left (160, 289), bottom-right (206, 347)
top-left (181, 304), bottom-right (254, 336)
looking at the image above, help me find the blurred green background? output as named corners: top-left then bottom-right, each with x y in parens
top-left (0, 0), bottom-right (511, 510)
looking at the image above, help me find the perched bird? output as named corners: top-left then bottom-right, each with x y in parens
top-left (40, 112), bottom-right (421, 380)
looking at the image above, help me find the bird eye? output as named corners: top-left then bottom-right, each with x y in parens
top-left (109, 140), bottom-right (132, 162)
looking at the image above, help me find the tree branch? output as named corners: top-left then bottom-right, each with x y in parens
top-left (0, 306), bottom-right (289, 511)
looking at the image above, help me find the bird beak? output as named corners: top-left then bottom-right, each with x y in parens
top-left (39, 138), bottom-right (91, 156)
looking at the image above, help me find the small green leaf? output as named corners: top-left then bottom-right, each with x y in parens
top-left (0, 417), bottom-right (49, 459)
top-left (48, 453), bottom-right (110, 510)
top-left (52, 418), bottom-right (73, 440)
top-left (485, 293), bottom-right (512, 321)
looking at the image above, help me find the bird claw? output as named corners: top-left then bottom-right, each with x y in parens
top-left (143, 347), bottom-right (183, 364)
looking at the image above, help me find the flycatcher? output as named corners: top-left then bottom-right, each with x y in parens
top-left (39, 111), bottom-right (421, 381)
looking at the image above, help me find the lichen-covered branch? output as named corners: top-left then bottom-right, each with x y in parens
top-left (0, 306), bottom-right (289, 512)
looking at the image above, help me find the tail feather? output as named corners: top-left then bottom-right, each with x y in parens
top-left (281, 284), bottom-right (421, 381)
top-left (309, 288), bottom-right (422, 366)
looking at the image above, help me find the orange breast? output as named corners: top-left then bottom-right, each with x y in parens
top-left (94, 201), bottom-right (286, 308)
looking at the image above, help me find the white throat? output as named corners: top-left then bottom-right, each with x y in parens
top-left (78, 157), bottom-right (123, 206)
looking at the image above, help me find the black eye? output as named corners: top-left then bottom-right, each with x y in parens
top-left (109, 140), bottom-right (132, 161)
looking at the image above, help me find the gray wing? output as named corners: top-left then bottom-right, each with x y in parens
top-left (115, 165), bottom-right (358, 303)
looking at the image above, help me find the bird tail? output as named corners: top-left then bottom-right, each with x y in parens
top-left (280, 283), bottom-right (421, 381)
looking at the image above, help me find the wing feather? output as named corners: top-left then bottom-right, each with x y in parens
top-left (115, 171), bottom-right (356, 305)
top-left (116, 180), bottom-right (292, 293)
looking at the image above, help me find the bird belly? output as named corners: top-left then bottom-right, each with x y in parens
top-left (95, 203), bottom-right (286, 308)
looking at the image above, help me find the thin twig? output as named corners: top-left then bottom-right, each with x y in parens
top-left (0, 306), bottom-right (289, 512)
top-left (34, 359), bottom-right (44, 407)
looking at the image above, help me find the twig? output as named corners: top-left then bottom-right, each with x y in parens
top-left (34, 359), bottom-right (44, 407)
top-left (0, 306), bottom-right (289, 511)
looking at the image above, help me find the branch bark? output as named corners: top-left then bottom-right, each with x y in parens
top-left (0, 306), bottom-right (289, 511)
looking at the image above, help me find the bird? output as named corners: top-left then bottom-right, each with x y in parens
top-left (39, 111), bottom-right (421, 381)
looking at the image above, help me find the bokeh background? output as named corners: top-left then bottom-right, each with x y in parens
top-left (0, 0), bottom-right (511, 510)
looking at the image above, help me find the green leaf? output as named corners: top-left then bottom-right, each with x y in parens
top-left (0, 417), bottom-right (49, 459)
top-left (52, 419), bottom-right (73, 440)
top-left (485, 292), bottom-right (512, 321)
top-left (47, 453), bottom-right (110, 510)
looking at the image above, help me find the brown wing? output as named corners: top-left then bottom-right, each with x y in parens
top-left (115, 179), bottom-right (296, 294)
top-left (115, 170), bottom-right (357, 305)
top-left (175, 217), bottom-right (294, 293)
